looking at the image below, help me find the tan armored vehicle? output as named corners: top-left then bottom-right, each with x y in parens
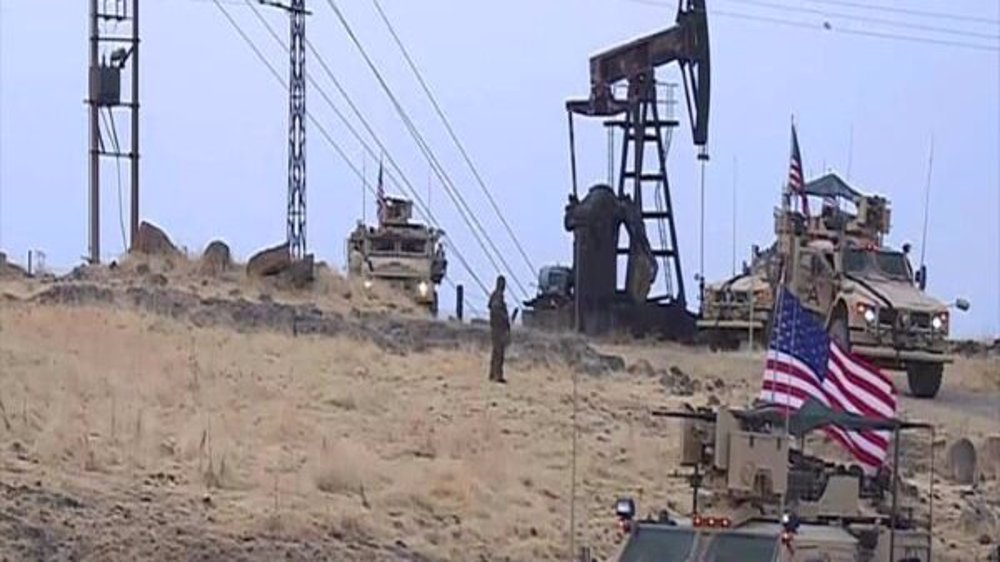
top-left (601, 400), bottom-right (934, 562)
top-left (697, 243), bottom-right (780, 350)
top-left (777, 173), bottom-right (968, 398)
top-left (346, 197), bottom-right (447, 315)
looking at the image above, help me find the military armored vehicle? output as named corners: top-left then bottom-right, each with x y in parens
top-left (780, 173), bottom-right (968, 398)
top-left (521, 264), bottom-right (575, 331)
top-left (346, 197), bottom-right (447, 314)
top-left (602, 400), bottom-right (935, 562)
top-left (696, 243), bottom-right (780, 350)
top-left (697, 172), bottom-right (967, 398)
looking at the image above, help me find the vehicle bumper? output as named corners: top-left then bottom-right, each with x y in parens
top-left (849, 344), bottom-right (953, 365)
top-left (696, 319), bottom-right (768, 330)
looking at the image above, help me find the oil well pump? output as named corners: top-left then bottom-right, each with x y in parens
top-left (523, 0), bottom-right (710, 338)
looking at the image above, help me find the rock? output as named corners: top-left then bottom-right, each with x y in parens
top-left (282, 253), bottom-right (315, 288)
top-left (0, 251), bottom-right (28, 278)
top-left (246, 242), bottom-right (291, 277)
top-left (947, 438), bottom-right (978, 484)
top-left (627, 359), bottom-right (655, 378)
top-left (199, 240), bottom-right (231, 276)
top-left (981, 533), bottom-right (994, 545)
top-left (959, 496), bottom-right (999, 538)
top-left (982, 435), bottom-right (1000, 480)
top-left (132, 221), bottom-right (180, 257)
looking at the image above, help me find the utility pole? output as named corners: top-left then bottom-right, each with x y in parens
top-left (88, 0), bottom-right (140, 263)
top-left (262, 0), bottom-right (310, 261)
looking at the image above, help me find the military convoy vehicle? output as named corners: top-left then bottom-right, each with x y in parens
top-left (601, 400), bottom-right (934, 562)
top-left (346, 197), bottom-right (447, 315)
top-left (697, 173), bottom-right (967, 399)
top-left (696, 243), bottom-right (780, 350)
top-left (521, 264), bottom-right (575, 331)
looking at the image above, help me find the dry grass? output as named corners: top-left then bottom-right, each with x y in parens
top-left (0, 289), bottom-right (997, 560)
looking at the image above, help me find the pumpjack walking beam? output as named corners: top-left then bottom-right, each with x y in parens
top-left (566, 0), bottom-right (711, 307)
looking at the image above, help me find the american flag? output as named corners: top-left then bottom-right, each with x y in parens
top-left (788, 123), bottom-right (809, 216)
top-left (759, 288), bottom-right (898, 473)
top-left (376, 161), bottom-right (387, 224)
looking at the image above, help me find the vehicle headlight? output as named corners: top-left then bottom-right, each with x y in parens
top-left (363, 279), bottom-right (373, 290)
top-left (932, 312), bottom-right (947, 331)
top-left (855, 303), bottom-right (876, 325)
top-left (418, 281), bottom-right (429, 297)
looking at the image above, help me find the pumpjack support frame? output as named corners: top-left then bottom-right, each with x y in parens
top-left (563, 0), bottom-right (710, 339)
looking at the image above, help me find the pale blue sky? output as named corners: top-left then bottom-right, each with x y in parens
top-left (1, 0), bottom-right (998, 335)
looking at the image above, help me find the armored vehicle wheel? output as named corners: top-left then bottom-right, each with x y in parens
top-left (828, 314), bottom-right (850, 351)
top-left (906, 362), bottom-right (943, 399)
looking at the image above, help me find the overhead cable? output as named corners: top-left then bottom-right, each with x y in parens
top-left (323, 0), bottom-right (533, 301)
top-left (724, 0), bottom-right (999, 41)
top-left (212, 0), bottom-right (492, 300)
top-left (370, 0), bottom-right (538, 279)
top-left (623, 0), bottom-right (999, 52)
top-left (240, 0), bottom-right (492, 300)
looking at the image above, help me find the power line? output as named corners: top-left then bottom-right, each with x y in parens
top-left (323, 0), bottom-right (533, 301)
top-left (241, 0), bottom-right (493, 300)
top-left (624, 0), bottom-right (999, 51)
top-left (797, 0), bottom-right (999, 27)
top-left (211, 0), bottom-right (495, 303)
top-left (369, 0), bottom-right (538, 279)
top-left (723, 0), bottom-right (999, 41)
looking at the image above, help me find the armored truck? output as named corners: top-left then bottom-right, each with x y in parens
top-left (346, 197), bottom-right (447, 315)
top-left (697, 243), bottom-right (780, 350)
top-left (778, 174), bottom-right (967, 398)
top-left (697, 172), bottom-right (967, 398)
top-left (602, 400), bottom-right (934, 562)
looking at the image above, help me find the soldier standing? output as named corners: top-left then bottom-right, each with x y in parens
top-left (488, 275), bottom-right (510, 383)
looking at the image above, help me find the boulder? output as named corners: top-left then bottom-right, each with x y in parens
top-left (199, 240), bottom-right (232, 276)
top-left (0, 251), bottom-right (28, 279)
top-left (132, 221), bottom-right (180, 257)
top-left (246, 242), bottom-right (291, 277)
top-left (282, 253), bottom-right (315, 288)
top-left (947, 438), bottom-right (978, 485)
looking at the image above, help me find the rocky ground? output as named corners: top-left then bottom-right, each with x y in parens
top-left (0, 251), bottom-right (998, 561)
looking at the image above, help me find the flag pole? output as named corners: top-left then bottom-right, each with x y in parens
top-left (362, 149), bottom-right (367, 224)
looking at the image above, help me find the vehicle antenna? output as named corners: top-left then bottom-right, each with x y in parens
top-left (361, 150), bottom-right (368, 224)
top-left (846, 123), bottom-right (854, 181)
top-left (919, 135), bottom-right (934, 270)
top-left (731, 156), bottom-right (737, 277)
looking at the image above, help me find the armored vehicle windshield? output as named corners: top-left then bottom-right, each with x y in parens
top-left (616, 524), bottom-right (779, 562)
top-left (843, 248), bottom-right (912, 282)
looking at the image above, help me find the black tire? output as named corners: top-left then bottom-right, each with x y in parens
top-left (906, 362), bottom-right (943, 399)
top-left (828, 313), bottom-right (850, 351)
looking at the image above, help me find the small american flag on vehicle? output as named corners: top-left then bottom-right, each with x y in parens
top-left (759, 288), bottom-right (898, 473)
top-left (376, 161), bottom-right (387, 224)
top-left (788, 123), bottom-right (809, 216)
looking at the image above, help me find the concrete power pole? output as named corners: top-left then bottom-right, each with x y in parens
top-left (88, 0), bottom-right (140, 263)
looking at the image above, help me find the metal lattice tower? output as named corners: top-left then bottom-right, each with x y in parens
top-left (88, 0), bottom-right (140, 264)
top-left (611, 74), bottom-right (686, 308)
top-left (263, 0), bottom-right (308, 260)
top-left (287, 0), bottom-right (307, 260)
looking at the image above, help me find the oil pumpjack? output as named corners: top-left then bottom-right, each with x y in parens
top-left (524, 0), bottom-right (710, 339)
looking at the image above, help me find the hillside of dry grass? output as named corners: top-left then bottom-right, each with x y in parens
top-left (0, 258), bottom-right (998, 561)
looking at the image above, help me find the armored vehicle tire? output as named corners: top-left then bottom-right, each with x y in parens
top-left (828, 314), bottom-right (850, 351)
top-left (906, 362), bottom-right (943, 399)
